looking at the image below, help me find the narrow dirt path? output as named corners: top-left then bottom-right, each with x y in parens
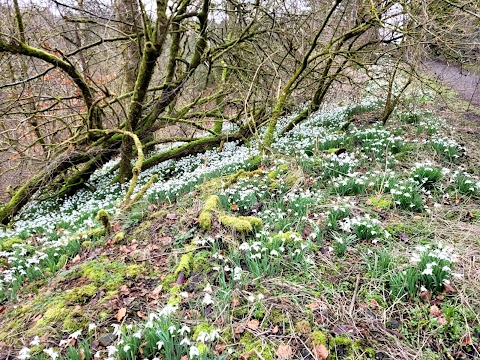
top-left (423, 60), bottom-right (480, 107)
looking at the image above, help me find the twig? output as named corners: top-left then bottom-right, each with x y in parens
top-left (349, 274), bottom-right (361, 316)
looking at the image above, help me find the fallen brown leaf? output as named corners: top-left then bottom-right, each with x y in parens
top-left (461, 333), bottom-right (473, 346)
top-left (115, 307), bottom-right (127, 322)
top-left (271, 325), bottom-right (279, 334)
top-left (313, 344), bottom-right (329, 360)
top-left (369, 298), bottom-right (380, 310)
top-left (306, 301), bottom-right (321, 310)
top-left (429, 305), bottom-right (442, 317)
top-left (151, 284), bottom-right (163, 296)
top-left (437, 316), bottom-right (447, 326)
top-left (247, 319), bottom-right (259, 330)
top-left (137, 311), bottom-right (147, 319)
top-left (214, 343), bottom-right (227, 354)
top-left (444, 283), bottom-right (456, 294)
top-left (234, 326), bottom-right (245, 335)
top-left (276, 344), bottom-right (293, 360)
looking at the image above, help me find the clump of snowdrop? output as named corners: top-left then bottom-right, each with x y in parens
top-left (429, 136), bottom-right (465, 162)
top-left (452, 171), bottom-right (480, 195)
top-left (411, 161), bottom-right (443, 188)
top-left (350, 215), bottom-right (387, 241)
top-left (390, 243), bottom-right (460, 299)
top-left (389, 179), bottom-right (424, 211)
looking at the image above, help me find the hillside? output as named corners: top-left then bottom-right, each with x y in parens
top-left (1, 89), bottom-right (480, 360)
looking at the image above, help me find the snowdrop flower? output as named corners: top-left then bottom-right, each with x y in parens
top-left (168, 325), bottom-right (177, 334)
top-left (257, 294), bottom-right (264, 300)
top-left (189, 345), bottom-right (200, 358)
top-left (133, 330), bottom-right (142, 339)
top-left (180, 337), bottom-right (191, 346)
top-left (88, 323), bottom-right (97, 332)
top-left (123, 345), bottom-right (131, 352)
top-left (178, 325), bottom-right (190, 336)
top-left (156, 340), bottom-right (164, 350)
top-left (18, 347), bottom-right (31, 360)
top-left (422, 267), bottom-right (433, 276)
top-left (43, 348), bottom-right (59, 360)
top-left (196, 331), bottom-right (208, 343)
top-left (159, 304), bottom-right (177, 317)
top-left (69, 330), bottom-right (82, 339)
top-left (209, 329), bottom-right (220, 341)
top-left (204, 283), bottom-right (212, 293)
top-left (59, 339), bottom-right (69, 347)
top-left (247, 295), bottom-right (255, 302)
top-left (180, 291), bottom-right (189, 298)
top-left (233, 267), bottom-right (242, 281)
top-left (202, 293), bottom-right (214, 305)
top-left (112, 324), bottom-right (121, 336)
top-left (30, 336), bottom-right (40, 346)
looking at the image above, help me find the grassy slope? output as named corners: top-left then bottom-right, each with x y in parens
top-left (0, 92), bottom-right (480, 360)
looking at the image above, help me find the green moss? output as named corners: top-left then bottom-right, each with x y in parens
top-left (86, 227), bottom-right (105, 237)
top-left (311, 331), bottom-right (328, 346)
top-left (0, 237), bottom-right (22, 251)
top-left (239, 332), bottom-right (274, 360)
top-left (199, 195), bottom-right (221, 230)
top-left (100, 311), bottom-right (110, 321)
top-left (124, 264), bottom-right (142, 278)
top-left (199, 210), bottom-right (213, 230)
top-left (192, 251), bottom-right (212, 272)
top-left (65, 284), bottom-right (97, 303)
top-left (204, 195), bottom-right (221, 211)
top-left (268, 181), bottom-right (280, 189)
top-left (114, 231), bottom-right (125, 241)
top-left (193, 323), bottom-right (214, 340)
top-left (167, 289), bottom-right (181, 305)
top-left (272, 231), bottom-right (301, 244)
top-left (285, 174), bottom-right (297, 187)
top-left (270, 309), bottom-right (286, 324)
top-left (163, 273), bottom-right (177, 288)
top-left (368, 196), bottom-right (392, 209)
top-left (227, 169), bottom-right (263, 185)
top-left (96, 209), bottom-right (112, 233)
top-left (219, 214), bottom-right (262, 232)
top-left (238, 216), bottom-right (263, 229)
top-left (174, 247), bottom-right (195, 276)
top-left (81, 240), bottom-right (93, 248)
top-left (63, 311), bottom-right (88, 332)
top-left (80, 259), bottom-right (143, 293)
top-left (295, 320), bottom-right (312, 334)
top-left (201, 178), bottom-right (225, 192)
top-left (0, 314), bottom-right (25, 342)
top-left (329, 336), bottom-right (358, 358)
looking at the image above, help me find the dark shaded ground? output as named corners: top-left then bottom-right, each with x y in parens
top-left (423, 59), bottom-right (480, 107)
